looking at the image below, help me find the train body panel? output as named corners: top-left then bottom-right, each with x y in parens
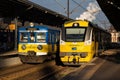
top-left (60, 42), bottom-right (97, 64)
top-left (64, 20), bottom-right (88, 27)
top-left (18, 43), bottom-right (48, 55)
top-left (60, 42), bottom-right (94, 52)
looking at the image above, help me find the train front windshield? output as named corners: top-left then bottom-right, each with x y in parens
top-left (65, 28), bottom-right (86, 42)
top-left (19, 32), bottom-right (46, 43)
top-left (20, 32), bottom-right (28, 42)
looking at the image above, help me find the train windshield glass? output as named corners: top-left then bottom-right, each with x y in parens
top-left (36, 32), bottom-right (46, 43)
top-left (65, 28), bottom-right (86, 42)
top-left (20, 32), bottom-right (28, 42)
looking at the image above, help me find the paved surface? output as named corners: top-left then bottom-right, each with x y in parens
top-left (61, 49), bottom-right (120, 80)
top-left (102, 49), bottom-right (120, 55)
top-left (0, 50), bottom-right (18, 57)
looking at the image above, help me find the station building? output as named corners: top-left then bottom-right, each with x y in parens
top-left (111, 31), bottom-right (120, 42)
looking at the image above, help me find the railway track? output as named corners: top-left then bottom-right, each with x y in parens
top-left (1, 49), bottom-right (119, 80)
top-left (0, 61), bottom-right (65, 80)
top-left (0, 60), bottom-right (87, 80)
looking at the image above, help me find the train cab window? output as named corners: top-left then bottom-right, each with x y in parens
top-left (65, 28), bottom-right (86, 42)
top-left (36, 32), bottom-right (46, 43)
top-left (20, 32), bottom-right (28, 42)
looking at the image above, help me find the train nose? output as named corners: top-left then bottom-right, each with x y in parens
top-left (72, 53), bottom-right (77, 64)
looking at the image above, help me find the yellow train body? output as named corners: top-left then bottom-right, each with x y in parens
top-left (18, 44), bottom-right (57, 55)
top-left (59, 20), bottom-right (110, 65)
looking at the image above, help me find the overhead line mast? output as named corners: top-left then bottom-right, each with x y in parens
top-left (67, 0), bottom-right (69, 18)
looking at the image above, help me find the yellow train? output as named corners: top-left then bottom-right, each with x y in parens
top-left (18, 23), bottom-right (60, 63)
top-left (58, 20), bottom-right (111, 65)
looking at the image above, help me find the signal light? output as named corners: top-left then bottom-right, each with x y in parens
top-left (30, 22), bottom-right (34, 27)
top-left (72, 23), bottom-right (79, 27)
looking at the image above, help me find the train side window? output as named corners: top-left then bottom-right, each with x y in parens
top-left (92, 30), bottom-right (95, 41)
top-left (36, 32), bottom-right (46, 43)
top-left (52, 33), bottom-right (55, 43)
top-left (48, 33), bottom-right (51, 43)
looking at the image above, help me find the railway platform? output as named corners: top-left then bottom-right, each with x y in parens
top-left (102, 49), bottom-right (120, 55)
top-left (0, 50), bottom-right (18, 57)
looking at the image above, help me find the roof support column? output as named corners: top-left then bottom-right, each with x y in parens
top-left (14, 17), bottom-right (18, 50)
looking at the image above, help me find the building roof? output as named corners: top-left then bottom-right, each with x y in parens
top-left (0, 0), bottom-right (72, 27)
top-left (97, 0), bottom-right (120, 31)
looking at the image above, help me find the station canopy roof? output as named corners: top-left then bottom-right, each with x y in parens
top-left (0, 0), bottom-right (72, 27)
top-left (97, 0), bottom-right (120, 31)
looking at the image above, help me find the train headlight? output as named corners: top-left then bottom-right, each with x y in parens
top-left (85, 40), bottom-right (92, 45)
top-left (60, 40), bottom-right (65, 45)
top-left (30, 22), bottom-right (34, 27)
top-left (37, 45), bottom-right (43, 50)
top-left (80, 53), bottom-right (88, 58)
top-left (72, 23), bottom-right (79, 27)
top-left (21, 45), bottom-right (26, 50)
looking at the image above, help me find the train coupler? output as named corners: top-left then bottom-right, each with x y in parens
top-left (73, 58), bottom-right (76, 64)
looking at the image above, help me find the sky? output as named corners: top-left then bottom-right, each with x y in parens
top-left (29, 0), bottom-right (111, 30)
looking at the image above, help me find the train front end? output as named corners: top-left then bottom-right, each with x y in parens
top-left (59, 20), bottom-right (96, 65)
top-left (18, 24), bottom-right (49, 63)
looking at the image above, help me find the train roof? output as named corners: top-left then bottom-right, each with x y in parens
top-left (0, 0), bottom-right (72, 27)
top-left (64, 20), bottom-right (110, 34)
top-left (89, 21), bottom-right (110, 33)
top-left (18, 25), bottom-right (60, 31)
top-left (96, 0), bottom-right (120, 31)
top-left (64, 20), bottom-right (89, 27)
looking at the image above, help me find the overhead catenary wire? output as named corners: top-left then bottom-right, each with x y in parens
top-left (72, 0), bottom-right (110, 30)
top-left (69, 0), bottom-right (89, 14)
top-left (54, 0), bottom-right (66, 10)
top-left (54, 0), bottom-right (111, 30)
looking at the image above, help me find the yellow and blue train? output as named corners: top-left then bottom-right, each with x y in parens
top-left (58, 20), bottom-right (111, 65)
top-left (18, 23), bottom-right (60, 63)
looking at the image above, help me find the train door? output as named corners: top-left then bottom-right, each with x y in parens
top-left (90, 28), bottom-right (97, 57)
top-left (56, 32), bottom-right (60, 52)
top-left (93, 29), bottom-right (99, 56)
top-left (97, 30), bottom-right (104, 56)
